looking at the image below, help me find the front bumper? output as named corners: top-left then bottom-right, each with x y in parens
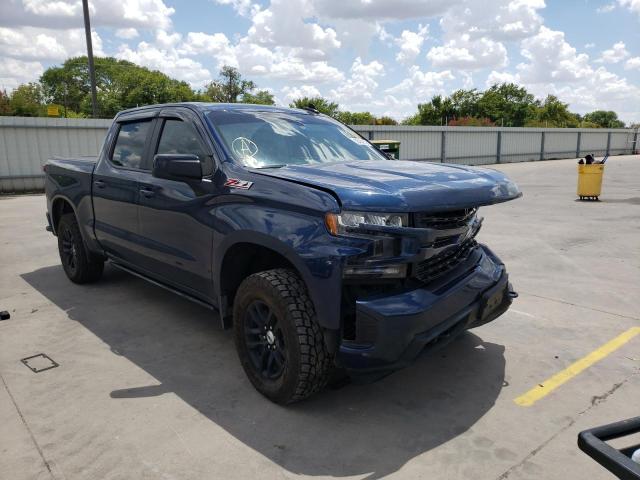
top-left (336, 244), bottom-right (515, 374)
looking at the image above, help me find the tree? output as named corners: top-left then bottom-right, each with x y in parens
top-left (449, 89), bottom-right (481, 118)
top-left (376, 116), bottom-right (398, 125)
top-left (336, 111), bottom-right (375, 125)
top-left (10, 83), bottom-right (44, 116)
top-left (448, 117), bottom-right (495, 127)
top-left (413, 95), bottom-right (453, 125)
top-left (204, 66), bottom-right (256, 103)
top-left (526, 95), bottom-right (578, 127)
top-left (41, 56), bottom-right (195, 117)
top-left (582, 110), bottom-right (625, 128)
top-left (0, 89), bottom-right (13, 115)
top-left (477, 83), bottom-right (537, 126)
top-left (289, 96), bottom-right (340, 117)
top-left (241, 89), bottom-right (275, 105)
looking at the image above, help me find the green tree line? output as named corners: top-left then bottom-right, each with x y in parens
top-left (400, 83), bottom-right (626, 128)
top-left (0, 56), bottom-right (630, 128)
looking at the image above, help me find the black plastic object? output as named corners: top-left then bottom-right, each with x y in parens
top-left (0, 311), bottom-right (9, 320)
top-left (578, 416), bottom-right (640, 479)
top-left (585, 154), bottom-right (595, 164)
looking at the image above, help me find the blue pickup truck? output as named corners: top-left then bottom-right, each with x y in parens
top-left (44, 103), bottom-right (521, 403)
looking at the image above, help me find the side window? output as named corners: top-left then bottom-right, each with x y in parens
top-left (111, 120), bottom-right (152, 169)
top-left (157, 119), bottom-right (213, 175)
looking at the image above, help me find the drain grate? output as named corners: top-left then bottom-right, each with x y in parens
top-left (21, 354), bottom-right (59, 373)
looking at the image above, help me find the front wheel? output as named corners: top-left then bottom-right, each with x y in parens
top-left (233, 268), bottom-right (331, 404)
top-left (57, 213), bottom-right (104, 284)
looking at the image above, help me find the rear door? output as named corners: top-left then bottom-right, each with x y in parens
top-left (136, 107), bottom-right (217, 298)
top-left (92, 110), bottom-right (157, 264)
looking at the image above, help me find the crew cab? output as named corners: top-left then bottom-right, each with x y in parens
top-left (44, 103), bottom-right (521, 404)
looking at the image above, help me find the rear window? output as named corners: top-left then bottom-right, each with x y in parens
top-left (111, 120), bottom-right (152, 169)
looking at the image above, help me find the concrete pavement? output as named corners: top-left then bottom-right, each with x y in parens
top-left (1, 155), bottom-right (639, 479)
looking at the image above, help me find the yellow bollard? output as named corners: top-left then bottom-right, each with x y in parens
top-left (577, 164), bottom-right (604, 200)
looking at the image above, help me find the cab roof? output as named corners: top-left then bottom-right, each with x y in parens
top-left (118, 102), bottom-right (314, 116)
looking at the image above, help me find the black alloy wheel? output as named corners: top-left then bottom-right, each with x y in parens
top-left (244, 300), bottom-right (287, 380)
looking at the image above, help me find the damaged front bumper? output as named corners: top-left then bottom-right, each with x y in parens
top-left (336, 244), bottom-right (516, 375)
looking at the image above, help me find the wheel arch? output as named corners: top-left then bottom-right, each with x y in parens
top-left (215, 234), bottom-right (305, 312)
top-left (51, 195), bottom-right (77, 233)
top-left (213, 231), bottom-right (341, 334)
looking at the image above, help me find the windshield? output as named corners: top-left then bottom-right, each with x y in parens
top-left (206, 110), bottom-right (386, 168)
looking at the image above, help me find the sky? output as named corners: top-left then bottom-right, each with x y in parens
top-left (0, 0), bottom-right (639, 123)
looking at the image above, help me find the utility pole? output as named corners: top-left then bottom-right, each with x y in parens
top-left (82, 0), bottom-right (98, 118)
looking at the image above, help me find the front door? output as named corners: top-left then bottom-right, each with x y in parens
top-left (137, 110), bottom-right (217, 299)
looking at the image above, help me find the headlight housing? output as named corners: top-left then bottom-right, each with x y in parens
top-left (325, 211), bottom-right (408, 236)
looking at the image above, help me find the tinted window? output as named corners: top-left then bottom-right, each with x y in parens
top-left (157, 119), bottom-right (212, 175)
top-left (111, 120), bottom-right (152, 169)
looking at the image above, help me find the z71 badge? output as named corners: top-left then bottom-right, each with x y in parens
top-left (224, 178), bottom-right (253, 190)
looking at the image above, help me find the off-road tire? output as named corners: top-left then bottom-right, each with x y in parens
top-left (233, 268), bottom-right (331, 404)
top-left (57, 213), bottom-right (104, 284)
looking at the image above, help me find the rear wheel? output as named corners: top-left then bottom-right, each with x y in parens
top-left (57, 213), bottom-right (104, 283)
top-left (233, 268), bottom-right (331, 404)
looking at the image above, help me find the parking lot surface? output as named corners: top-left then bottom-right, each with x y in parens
top-left (1, 155), bottom-right (639, 480)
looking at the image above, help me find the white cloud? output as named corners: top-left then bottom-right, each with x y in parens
top-left (486, 70), bottom-right (521, 87)
top-left (597, 41), bottom-right (629, 63)
top-left (487, 26), bottom-right (640, 122)
top-left (517, 27), bottom-right (592, 83)
top-left (427, 36), bottom-right (508, 70)
top-left (395, 24), bottom-right (428, 66)
top-left (585, 42), bottom-right (595, 49)
top-left (247, 0), bottom-right (340, 56)
top-left (618, 0), bottom-right (640, 16)
top-left (314, 0), bottom-right (458, 20)
top-left (330, 57), bottom-right (384, 108)
top-left (1, 0), bottom-right (175, 30)
top-left (426, 0), bottom-right (544, 73)
top-left (597, 3), bottom-right (616, 12)
top-left (213, 0), bottom-right (257, 17)
top-left (625, 57), bottom-right (640, 70)
top-left (116, 41), bottom-right (212, 86)
top-left (439, 0), bottom-right (545, 42)
top-left (115, 28), bottom-right (139, 39)
top-left (0, 57), bottom-right (44, 89)
top-left (386, 67), bottom-right (454, 99)
top-left (0, 26), bottom-right (103, 61)
top-left (281, 85), bottom-right (322, 103)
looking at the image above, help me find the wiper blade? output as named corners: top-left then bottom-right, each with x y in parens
top-left (256, 164), bottom-right (287, 169)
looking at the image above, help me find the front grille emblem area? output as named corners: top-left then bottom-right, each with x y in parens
top-left (412, 208), bottom-right (481, 284)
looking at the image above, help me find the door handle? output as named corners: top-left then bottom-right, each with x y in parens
top-left (94, 180), bottom-right (106, 189)
top-left (140, 187), bottom-right (155, 198)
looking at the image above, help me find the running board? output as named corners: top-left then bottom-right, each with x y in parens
top-left (108, 260), bottom-right (222, 323)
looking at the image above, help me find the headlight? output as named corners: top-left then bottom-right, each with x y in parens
top-left (325, 211), bottom-right (408, 236)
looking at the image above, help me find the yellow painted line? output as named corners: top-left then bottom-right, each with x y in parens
top-left (515, 326), bottom-right (640, 407)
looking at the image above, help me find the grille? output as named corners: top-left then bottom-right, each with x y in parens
top-left (414, 208), bottom-right (477, 230)
top-left (414, 239), bottom-right (478, 284)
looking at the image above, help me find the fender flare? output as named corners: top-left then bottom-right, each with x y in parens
top-left (213, 230), bottom-right (341, 331)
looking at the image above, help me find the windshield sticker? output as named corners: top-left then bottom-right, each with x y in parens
top-left (231, 137), bottom-right (259, 159)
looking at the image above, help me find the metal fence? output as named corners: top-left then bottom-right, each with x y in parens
top-left (0, 116), bottom-right (637, 193)
top-left (351, 125), bottom-right (638, 165)
top-left (0, 117), bottom-right (111, 193)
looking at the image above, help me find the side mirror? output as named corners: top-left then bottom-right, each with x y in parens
top-left (153, 154), bottom-right (202, 181)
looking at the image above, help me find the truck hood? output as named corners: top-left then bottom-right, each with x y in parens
top-left (253, 160), bottom-right (521, 212)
